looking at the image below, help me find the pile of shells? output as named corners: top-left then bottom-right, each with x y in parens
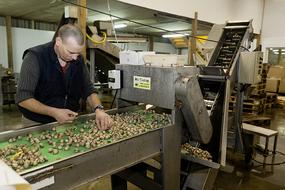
top-left (85, 110), bottom-right (172, 143)
top-left (181, 143), bottom-right (212, 161)
top-left (0, 110), bottom-right (172, 172)
top-left (0, 144), bottom-right (48, 172)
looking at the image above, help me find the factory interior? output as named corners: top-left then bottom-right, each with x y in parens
top-left (0, 0), bottom-right (285, 189)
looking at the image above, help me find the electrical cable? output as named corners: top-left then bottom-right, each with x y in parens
top-left (111, 89), bottom-right (118, 109)
top-left (240, 45), bottom-right (250, 51)
top-left (251, 149), bottom-right (285, 166)
top-left (62, 0), bottom-right (254, 65)
top-left (62, 0), bottom-right (222, 44)
top-left (252, 158), bottom-right (285, 166)
top-left (86, 32), bottom-right (107, 44)
top-left (106, 0), bottom-right (119, 45)
top-left (276, 150), bottom-right (285, 156)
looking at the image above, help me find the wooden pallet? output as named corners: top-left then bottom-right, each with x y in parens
top-left (229, 109), bottom-right (261, 115)
top-left (266, 93), bottom-right (278, 106)
top-left (243, 115), bottom-right (271, 126)
top-left (229, 105), bottom-right (263, 114)
top-left (230, 96), bottom-right (265, 104)
top-left (251, 89), bottom-right (266, 96)
top-left (251, 83), bottom-right (266, 89)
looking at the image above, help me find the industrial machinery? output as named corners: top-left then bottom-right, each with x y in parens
top-left (0, 108), bottom-right (177, 190)
top-left (0, 20), bottom-right (254, 190)
top-left (108, 20), bottom-right (254, 189)
top-left (0, 65), bottom-right (16, 107)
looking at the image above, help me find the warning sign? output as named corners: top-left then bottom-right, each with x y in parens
top-left (133, 76), bottom-right (151, 90)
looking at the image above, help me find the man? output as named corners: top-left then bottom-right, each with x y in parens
top-left (15, 24), bottom-right (112, 130)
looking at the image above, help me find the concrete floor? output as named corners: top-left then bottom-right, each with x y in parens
top-left (0, 97), bottom-right (285, 189)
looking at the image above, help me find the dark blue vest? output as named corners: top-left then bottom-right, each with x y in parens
top-left (19, 42), bottom-right (84, 123)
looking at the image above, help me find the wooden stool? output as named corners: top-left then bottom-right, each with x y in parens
top-left (242, 123), bottom-right (278, 156)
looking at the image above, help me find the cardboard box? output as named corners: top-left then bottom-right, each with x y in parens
top-left (119, 51), bottom-right (155, 65)
top-left (143, 54), bottom-right (187, 67)
top-left (119, 51), bottom-right (139, 65)
top-left (265, 78), bottom-right (280, 93)
top-left (279, 79), bottom-right (285, 93)
top-left (138, 51), bottom-right (155, 65)
top-left (267, 66), bottom-right (285, 78)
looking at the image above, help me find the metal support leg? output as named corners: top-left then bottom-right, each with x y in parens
top-left (264, 137), bottom-right (269, 157)
top-left (273, 135), bottom-right (278, 154)
top-left (161, 111), bottom-right (181, 190)
top-left (111, 174), bottom-right (127, 190)
top-left (243, 133), bottom-right (254, 168)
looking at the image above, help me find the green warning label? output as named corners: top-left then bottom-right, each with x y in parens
top-left (133, 76), bottom-right (151, 90)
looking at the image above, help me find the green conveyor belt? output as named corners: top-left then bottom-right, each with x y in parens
top-left (0, 121), bottom-right (102, 168)
top-left (0, 110), bottom-right (171, 173)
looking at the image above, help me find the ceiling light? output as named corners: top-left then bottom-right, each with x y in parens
top-left (114, 24), bottom-right (127, 29)
top-left (272, 49), bottom-right (285, 52)
top-left (162, 34), bottom-right (185, 38)
top-left (87, 15), bottom-right (119, 22)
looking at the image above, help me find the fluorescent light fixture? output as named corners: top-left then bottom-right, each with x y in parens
top-left (272, 49), bottom-right (285, 52)
top-left (87, 15), bottom-right (119, 22)
top-left (107, 36), bottom-right (147, 43)
top-left (162, 34), bottom-right (185, 38)
top-left (114, 24), bottom-right (127, 29)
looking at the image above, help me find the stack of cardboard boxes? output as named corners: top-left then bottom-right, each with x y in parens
top-left (266, 65), bottom-right (285, 93)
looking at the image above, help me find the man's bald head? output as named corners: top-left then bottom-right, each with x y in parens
top-left (57, 24), bottom-right (84, 46)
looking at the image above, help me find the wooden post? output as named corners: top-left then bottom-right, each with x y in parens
top-left (278, 49), bottom-right (282, 65)
top-left (5, 16), bottom-right (13, 71)
top-left (188, 12), bottom-right (198, 66)
top-left (77, 0), bottom-right (87, 62)
top-left (148, 36), bottom-right (154, 51)
top-left (255, 34), bottom-right (261, 50)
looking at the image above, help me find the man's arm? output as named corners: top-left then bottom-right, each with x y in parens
top-left (87, 93), bottom-right (112, 130)
top-left (81, 61), bottom-right (112, 130)
top-left (16, 52), bottom-right (77, 124)
top-left (19, 98), bottom-right (77, 124)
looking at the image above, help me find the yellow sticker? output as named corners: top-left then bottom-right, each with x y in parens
top-left (133, 76), bottom-right (151, 90)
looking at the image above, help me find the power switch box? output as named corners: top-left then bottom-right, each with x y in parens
top-left (108, 70), bottom-right (121, 89)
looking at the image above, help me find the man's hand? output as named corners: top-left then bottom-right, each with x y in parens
top-left (51, 108), bottom-right (78, 124)
top-left (95, 109), bottom-right (113, 130)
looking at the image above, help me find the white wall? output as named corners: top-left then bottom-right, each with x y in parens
top-left (153, 42), bottom-right (177, 54)
top-left (118, 0), bottom-right (263, 33)
top-left (0, 27), bottom-right (8, 68)
top-left (0, 26), bottom-right (54, 73)
top-left (261, 0), bottom-right (285, 50)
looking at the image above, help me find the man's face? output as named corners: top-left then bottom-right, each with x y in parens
top-left (56, 36), bottom-right (84, 62)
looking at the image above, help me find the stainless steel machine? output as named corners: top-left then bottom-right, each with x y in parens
top-left (0, 20), bottom-right (254, 190)
top-left (109, 20), bottom-right (254, 189)
top-left (0, 107), bottom-right (178, 190)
